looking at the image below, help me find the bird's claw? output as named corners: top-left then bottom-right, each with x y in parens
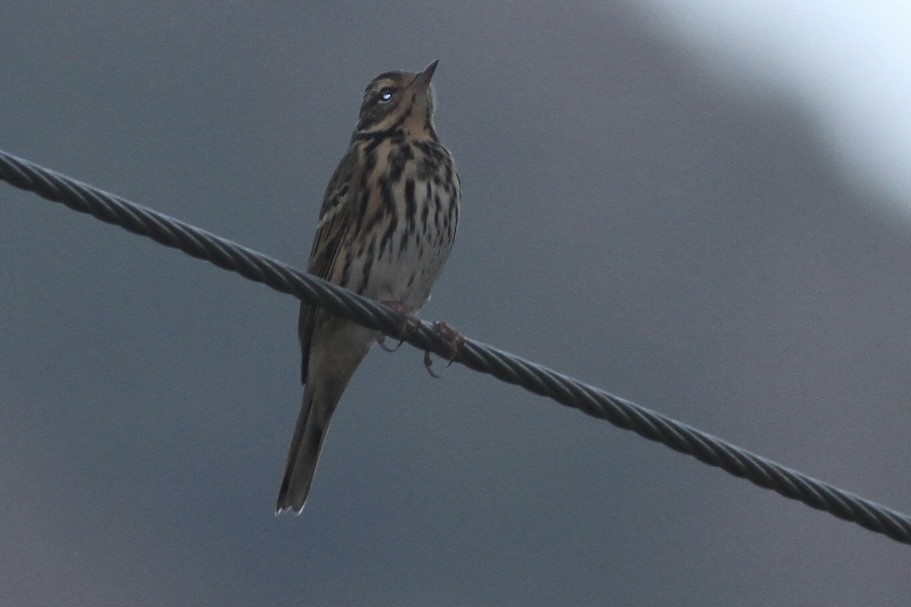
top-left (423, 321), bottom-right (464, 378)
top-left (376, 334), bottom-right (403, 352)
top-left (379, 301), bottom-right (462, 378)
top-left (378, 300), bottom-right (421, 352)
top-left (435, 321), bottom-right (464, 366)
top-left (385, 301), bottom-right (422, 333)
top-left (424, 349), bottom-right (440, 378)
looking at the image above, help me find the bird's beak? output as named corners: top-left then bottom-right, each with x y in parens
top-left (410, 60), bottom-right (439, 92)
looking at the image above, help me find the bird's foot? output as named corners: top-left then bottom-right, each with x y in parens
top-left (376, 300), bottom-right (421, 351)
top-left (423, 321), bottom-right (464, 378)
top-left (376, 334), bottom-right (403, 352)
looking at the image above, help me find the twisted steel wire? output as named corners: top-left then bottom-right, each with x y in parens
top-left (2, 147), bottom-right (909, 545)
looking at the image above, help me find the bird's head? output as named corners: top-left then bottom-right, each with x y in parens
top-left (354, 60), bottom-right (439, 139)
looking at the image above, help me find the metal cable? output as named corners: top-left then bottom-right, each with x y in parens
top-left (2, 147), bottom-right (909, 545)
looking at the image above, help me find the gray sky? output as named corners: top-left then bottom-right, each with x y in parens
top-left (1, 2), bottom-right (909, 605)
top-left (634, 0), bottom-right (911, 214)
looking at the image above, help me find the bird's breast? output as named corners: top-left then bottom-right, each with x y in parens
top-left (342, 138), bottom-right (460, 311)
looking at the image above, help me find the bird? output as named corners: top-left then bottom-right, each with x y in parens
top-left (276, 61), bottom-right (461, 514)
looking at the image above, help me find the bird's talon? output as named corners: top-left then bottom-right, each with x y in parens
top-left (424, 350), bottom-right (440, 378)
top-left (381, 300), bottom-right (422, 338)
top-left (401, 313), bottom-right (421, 336)
top-left (433, 320), bottom-right (464, 365)
top-left (377, 334), bottom-right (403, 352)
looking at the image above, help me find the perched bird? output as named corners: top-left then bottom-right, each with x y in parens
top-left (276, 61), bottom-right (461, 514)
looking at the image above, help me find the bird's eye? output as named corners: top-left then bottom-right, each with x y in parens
top-left (378, 87), bottom-right (396, 103)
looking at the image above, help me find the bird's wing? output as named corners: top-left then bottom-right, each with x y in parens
top-left (298, 148), bottom-right (359, 384)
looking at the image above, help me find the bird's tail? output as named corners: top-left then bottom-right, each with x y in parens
top-left (276, 378), bottom-right (346, 514)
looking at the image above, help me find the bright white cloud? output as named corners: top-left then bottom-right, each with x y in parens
top-left (627, 0), bottom-right (911, 215)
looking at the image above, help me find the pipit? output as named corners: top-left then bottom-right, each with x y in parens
top-left (276, 61), bottom-right (461, 514)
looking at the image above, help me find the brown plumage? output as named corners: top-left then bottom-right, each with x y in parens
top-left (276, 61), bottom-right (461, 514)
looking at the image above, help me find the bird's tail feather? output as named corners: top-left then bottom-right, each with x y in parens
top-left (276, 319), bottom-right (375, 514)
top-left (276, 379), bottom-right (344, 514)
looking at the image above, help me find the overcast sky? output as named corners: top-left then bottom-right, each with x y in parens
top-left (635, 0), bottom-right (911, 213)
top-left (1, 2), bottom-right (909, 606)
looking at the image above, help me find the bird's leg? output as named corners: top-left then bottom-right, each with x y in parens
top-left (376, 301), bottom-right (463, 379)
top-left (376, 300), bottom-right (421, 351)
top-left (435, 321), bottom-right (465, 364)
top-left (423, 321), bottom-right (465, 378)
top-left (423, 350), bottom-right (439, 378)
